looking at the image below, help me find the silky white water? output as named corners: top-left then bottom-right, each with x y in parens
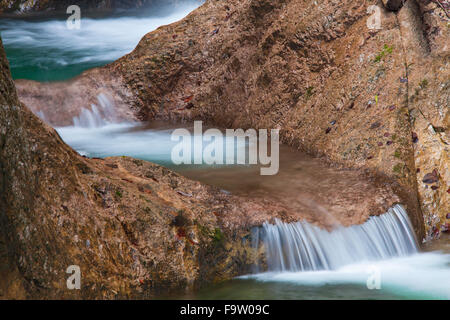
top-left (56, 119), bottom-right (450, 299)
top-left (244, 205), bottom-right (450, 299)
top-left (0, 1), bottom-right (203, 81)
top-left (254, 205), bottom-right (418, 272)
top-left (56, 122), bottom-right (252, 168)
top-left (241, 253), bottom-right (450, 299)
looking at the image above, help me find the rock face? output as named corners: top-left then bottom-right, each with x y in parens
top-left (16, 0), bottom-right (448, 239)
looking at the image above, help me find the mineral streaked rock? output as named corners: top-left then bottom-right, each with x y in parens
top-left (113, 0), bottom-right (449, 239)
top-left (3, 0), bottom-right (448, 298)
top-left (402, 0), bottom-right (450, 239)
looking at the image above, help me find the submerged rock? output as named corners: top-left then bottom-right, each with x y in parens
top-left (0, 34), bottom-right (406, 298)
top-left (0, 37), bottom-right (280, 299)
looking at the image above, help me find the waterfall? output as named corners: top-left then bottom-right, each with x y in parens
top-left (72, 93), bottom-right (117, 128)
top-left (253, 204), bottom-right (418, 272)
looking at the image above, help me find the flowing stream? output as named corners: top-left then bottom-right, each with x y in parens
top-left (2, 2), bottom-right (449, 300)
top-left (0, 1), bottom-right (202, 81)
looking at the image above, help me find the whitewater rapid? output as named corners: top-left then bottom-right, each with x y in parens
top-left (246, 205), bottom-right (450, 299)
top-left (0, 1), bottom-right (203, 81)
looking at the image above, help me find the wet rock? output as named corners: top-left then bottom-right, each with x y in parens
top-left (0, 37), bottom-right (283, 298)
top-left (422, 169), bottom-right (439, 184)
top-left (370, 122), bottom-right (382, 129)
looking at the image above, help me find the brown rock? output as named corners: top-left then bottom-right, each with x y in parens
top-left (382, 0), bottom-right (405, 11)
top-left (422, 169), bottom-right (439, 184)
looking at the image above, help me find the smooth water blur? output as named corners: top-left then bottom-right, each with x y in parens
top-left (242, 252), bottom-right (450, 299)
top-left (255, 205), bottom-right (418, 272)
top-left (171, 239), bottom-right (450, 300)
top-left (171, 210), bottom-right (449, 300)
top-left (7, 0), bottom-right (449, 300)
top-left (0, 1), bottom-right (202, 81)
top-left (56, 122), bottom-right (250, 168)
top-left (57, 122), bottom-right (182, 166)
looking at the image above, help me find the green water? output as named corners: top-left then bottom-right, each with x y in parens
top-left (189, 235), bottom-right (450, 300)
top-left (0, 2), bottom-right (202, 81)
top-left (4, 45), bottom-right (107, 81)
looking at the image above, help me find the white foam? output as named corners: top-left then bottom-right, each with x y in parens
top-left (242, 253), bottom-right (450, 299)
top-left (254, 205), bottom-right (418, 272)
top-left (245, 205), bottom-right (450, 299)
top-left (0, 1), bottom-right (202, 68)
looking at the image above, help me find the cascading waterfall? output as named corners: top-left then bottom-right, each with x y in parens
top-left (253, 204), bottom-right (418, 272)
top-left (73, 93), bottom-right (117, 128)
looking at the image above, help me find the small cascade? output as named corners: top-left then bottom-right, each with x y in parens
top-left (72, 93), bottom-right (117, 128)
top-left (253, 204), bottom-right (418, 272)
